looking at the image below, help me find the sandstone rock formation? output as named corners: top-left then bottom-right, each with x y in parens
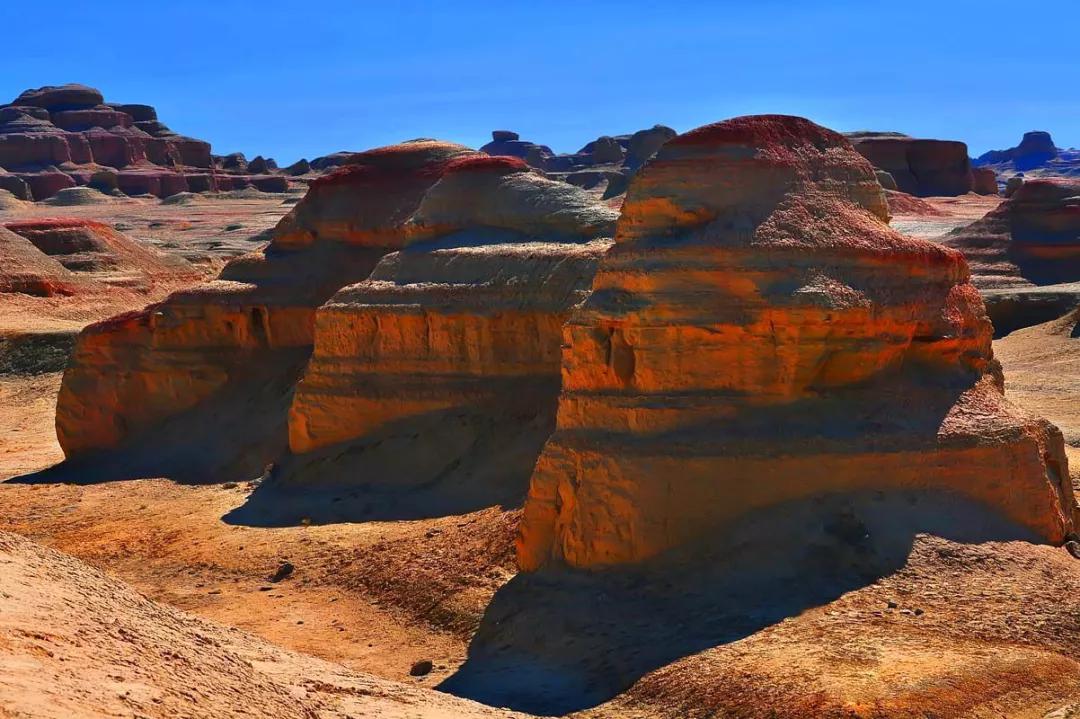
top-left (281, 155), bottom-right (617, 498)
top-left (975, 131), bottom-right (1080, 180)
top-left (846, 131), bottom-right (975, 196)
top-left (942, 178), bottom-right (1080, 334)
top-left (4, 218), bottom-right (197, 291)
top-left (0, 84), bottom-right (291, 199)
top-left (516, 115), bottom-right (1075, 571)
top-left (972, 166), bottom-right (999, 195)
top-left (0, 225), bottom-right (81, 296)
top-left (54, 140), bottom-right (477, 480)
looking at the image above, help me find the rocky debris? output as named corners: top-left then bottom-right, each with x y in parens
top-left (846, 131), bottom-right (975, 196)
top-left (479, 125), bottom-right (676, 199)
top-left (942, 178), bottom-right (1080, 334)
top-left (0, 84), bottom-right (293, 200)
top-left (268, 560), bottom-right (295, 582)
top-left (975, 131), bottom-right (1080, 187)
top-left (1006, 175), bottom-right (1025, 197)
top-left (516, 115), bottom-right (1075, 571)
top-left (54, 140), bottom-right (478, 480)
top-left (4, 218), bottom-right (198, 291)
top-left (281, 155), bottom-right (616, 495)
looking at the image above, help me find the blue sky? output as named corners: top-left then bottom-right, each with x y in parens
top-left (2, 0), bottom-right (1076, 164)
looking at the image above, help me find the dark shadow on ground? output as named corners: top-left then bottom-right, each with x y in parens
top-left (439, 490), bottom-right (1039, 715)
top-left (7, 353), bottom-right (307, 486)
top-left (223, 395), bottom-right (554, 527)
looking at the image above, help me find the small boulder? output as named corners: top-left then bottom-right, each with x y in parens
top-left (409, 660), bottom-right (433, 677)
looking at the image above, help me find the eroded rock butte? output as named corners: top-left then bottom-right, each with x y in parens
top-left (517, 115), bottom-right (1075, 570)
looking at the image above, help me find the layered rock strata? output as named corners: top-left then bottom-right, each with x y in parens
top-left (0, 84), bottom-right (290, 199)
top-left (55, 141), bottom-right (475, 479)
top-left (975, 131), bottom-right (1080, 179)
top-left (846, 131), bottom-right (975, 196)
top-left (942, 178), bottom-right (1080, 334)
top-left (4, 218), bottom-right (198, 291)
top-left (517, 115), bottom-right (1075, 571)
top-left (282, 156), bottom-right (617, 494)
top-left (0, 225), bottom-right (81, 296)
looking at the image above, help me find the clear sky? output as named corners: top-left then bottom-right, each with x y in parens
top-left (2, 0), bottom-right (1077, 164)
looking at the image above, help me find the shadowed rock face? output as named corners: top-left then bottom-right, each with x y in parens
top-left (976, 131), bottom-right (1080, 179)
top-left (942, 178), bottom-right (1080, 335)
top-left (516, 115), bottom-right (1074, 571)
top-left (54, 141), bottom-right (476, 480)
top-left (276, 156), bottom-right (617, 506)
top-left (0, 84), bottom-right (289, 199)
top-left (846, 132), bottom-right (975, 196)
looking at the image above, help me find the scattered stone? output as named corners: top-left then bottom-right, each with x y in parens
top-left (409, 660), bottom-right (433, 677)
top-left (268, 561), bottom-right (294, 583)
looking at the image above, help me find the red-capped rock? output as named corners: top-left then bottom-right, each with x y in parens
top-left (54, 140), bottom-right (476, 479)
top-left (517, 115), bottom-right (1074, 571)
top-left (281, 154), bottom-right (617, 494)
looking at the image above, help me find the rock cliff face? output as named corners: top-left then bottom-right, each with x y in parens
top-left (517, 115), bottom-right (1074, 571)
top-left (942, 178), bottom-right (1080, 334)
top-left (846, 131), bottom-right (975, 196)
top-left (0, 84), bottom-right (289, 199)
top-left (281, 156), bottom-right (617, 497)
top-left (54, 140), bottom-right (475, 479)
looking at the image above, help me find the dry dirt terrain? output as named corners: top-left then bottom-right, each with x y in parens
top-left (2, 193), bottom-right (1080, 718)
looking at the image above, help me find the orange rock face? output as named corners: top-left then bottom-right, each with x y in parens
top-left (282, 156), bottom-right (617, 491)
top-left (517, 115), bottom-right (1075, 571)
top-left (55, 141), bottom-right (475, 478)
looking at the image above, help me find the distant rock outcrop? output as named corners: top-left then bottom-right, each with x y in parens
top-left (942, 178), bottom-right (1080, 334)
top-left (517, 115), bottom-right (1074, 571)
top-left (974, 131), bottom-right (1080, 180)
top-left (281, 155), bottom-right (617, 499)
top-left (0, 83), bottom-right (291, 200)
top-left (846, 131), bottom-right (975, 196)
top-left (479, 125), bottom-right (676, 199)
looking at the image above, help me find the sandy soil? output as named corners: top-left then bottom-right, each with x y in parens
top-left (0, 529), bottom-right (518, 719)
top-left (889, 192), bottom-right (1002, 239)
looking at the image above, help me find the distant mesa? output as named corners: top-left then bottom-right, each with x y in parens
top-left (975, 131), bottom-right (1080, 179)
top-left (0, 83), bottom-right (293, 200)
top-left (845, 130), bottom-right (992, 196)
top-left (479, 124), bottom-right (677, 199)
top-left (943, 177), bottom-right (1080, 335)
